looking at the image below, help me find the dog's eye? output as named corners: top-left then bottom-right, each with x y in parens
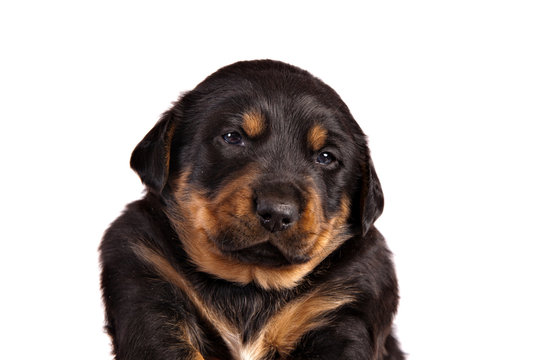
top-left (223, 132), bottom-right (244, 146)
top-left (316, 151), bottom-right (336, 165)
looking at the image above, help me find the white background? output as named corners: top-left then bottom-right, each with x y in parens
top-left (1, 1), bottom-right (539, 359)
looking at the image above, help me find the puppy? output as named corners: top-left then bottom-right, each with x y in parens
top-left (100, 60), bottom-right (404, 360)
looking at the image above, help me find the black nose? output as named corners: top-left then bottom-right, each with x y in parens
top-left (256, 197), bottom-right (299, 233)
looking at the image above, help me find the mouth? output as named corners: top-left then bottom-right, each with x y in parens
top-left (221, 241), bottom-right (311, 267)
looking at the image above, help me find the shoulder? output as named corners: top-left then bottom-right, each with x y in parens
top-left (100, 195), bottom-right (172, 264)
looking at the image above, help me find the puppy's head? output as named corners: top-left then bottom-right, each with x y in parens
top-left (130, 60), bottom-right (383, 289)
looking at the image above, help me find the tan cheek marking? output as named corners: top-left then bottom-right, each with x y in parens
top-left (167, 169), bottom-right (260, 285)
top-left (242, 110), bottom-right (266, 138)
top-left (307, 124), bottom-right (327, 151)
top-left (251, 196), bottom-right (351, 290)
top-left (308, 196), bottom-right (351, 256)
top-left (295, 186), bottom-right (323, 251)
top-left (208, 167), bottom-right (259, 219)
top-left (186, 167), bottom-right (260, 243)
top-left (168, 170), bottom-right (352, 291)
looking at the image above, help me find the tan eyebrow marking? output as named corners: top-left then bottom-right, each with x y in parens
top-left (307, 124), bottom-right (327, 151)
top-left (242, 110), bottom-right (266, 137)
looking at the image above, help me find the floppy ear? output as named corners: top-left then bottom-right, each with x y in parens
top-left (130, 110), bottom-right (177, 194)
top-left (359, 159), bottom-right (384, 236)
top-left (351, 154), bottom-right (385, 237)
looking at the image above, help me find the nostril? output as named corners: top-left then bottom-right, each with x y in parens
top-left (261, 213), bottom-right (272, 222)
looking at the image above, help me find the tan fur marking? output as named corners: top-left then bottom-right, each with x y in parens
top-left (167, 170), bottom-right (352, 291)
top-left (307, 124), bottom-right (327, 151)
top-left (132, 243), bottom-right (246, 360)
top-left (169, 320), bottom-right (206, 360)
top-left (132, 242), bottom-right (356, 360)
top-left (242, 110), bottom-right (266, 137)
top-left (250, 196), bottom-right (350, 290)
top-left (257, 286), bottom-right (357, 357)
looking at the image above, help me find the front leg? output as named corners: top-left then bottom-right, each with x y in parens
top-left (113, 320), bottom-right (204, 360)
top-left (289, 316), bottom-right (374, 360)
top-left (103, 268), bottom-right (208, 360)
top-left (290, 320), bottom-right (404, 360)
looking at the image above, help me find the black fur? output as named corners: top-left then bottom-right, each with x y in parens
top-left (100, 60), bottom-right (404, 359)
